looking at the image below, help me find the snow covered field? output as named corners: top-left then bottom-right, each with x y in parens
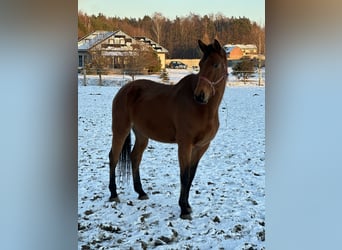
top-left (78, 70), bottom-right (265, 249)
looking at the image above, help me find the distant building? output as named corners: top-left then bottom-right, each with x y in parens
top-left (223, 44), bottom-right (265, 67)
top-left (78, 30), bottom-right (169, 72)
top-left (223, 45), bottom-right (243, 60)
top-left (223, 44), bottom-right (258, 60)
top-left (133, 36), bottom-right (168, 70)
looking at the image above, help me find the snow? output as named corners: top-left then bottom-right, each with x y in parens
top-left (78, 70), bottom-right (265, 249)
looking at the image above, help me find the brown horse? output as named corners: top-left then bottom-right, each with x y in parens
top-left (108, 39), bottom-right (227, 219)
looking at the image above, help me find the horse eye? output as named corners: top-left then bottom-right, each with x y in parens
top-left (213, 63), bottom-right (219, 68)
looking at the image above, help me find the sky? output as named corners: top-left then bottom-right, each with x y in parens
top-left (78, 0), bottom-right (265, 24)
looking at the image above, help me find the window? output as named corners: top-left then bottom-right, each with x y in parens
top-left (78, 55), bottom-right (83, 67)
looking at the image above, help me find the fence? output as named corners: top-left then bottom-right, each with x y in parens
top-left (78, 67), bottom-right (266, 87)
top-left (227, 68), bottom-right (265, 86)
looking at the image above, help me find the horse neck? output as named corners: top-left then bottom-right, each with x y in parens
top-left (209, 80), bottom-right (226, 112)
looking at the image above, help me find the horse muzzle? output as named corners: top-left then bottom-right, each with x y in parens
top-left (194, 91), bottom-right (209, 104)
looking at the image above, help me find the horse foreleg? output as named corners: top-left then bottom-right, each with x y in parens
top-left (178, 143), bottom-right (193, 219)
top-left (187, 143), bottom-right (210, 209)
top-left (131, 129), bottom-right (149, 200)
top-left (178, 143), bottom-right (211, 219)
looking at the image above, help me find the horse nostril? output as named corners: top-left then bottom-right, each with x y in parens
top-left (194, 91), bottom-right (207, 104)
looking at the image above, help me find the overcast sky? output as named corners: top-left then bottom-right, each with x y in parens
top-left (78, 0), bottom-right (265, 24)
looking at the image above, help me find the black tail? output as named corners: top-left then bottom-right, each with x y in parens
top-left (118, 132), bottom-right (132, 184)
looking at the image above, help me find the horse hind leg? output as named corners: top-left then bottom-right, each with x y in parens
top-left (108, 147), bottom-right (120, 202)
top-left (131, 128), bottom-right (149, 200)
top-left (108, 132), bottom-right (131, 202)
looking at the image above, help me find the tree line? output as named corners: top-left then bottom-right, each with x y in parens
top-left (78, 11), bottom-right (265, 59)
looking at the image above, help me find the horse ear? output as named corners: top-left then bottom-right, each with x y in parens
top-left (198, 40), bottom-right (207, 53)
top-left (213, 39), bottom-right (222, 52)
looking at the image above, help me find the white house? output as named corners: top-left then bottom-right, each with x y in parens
top-left (78, 30), bottom-right (169, 72)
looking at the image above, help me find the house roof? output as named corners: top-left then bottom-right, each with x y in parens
top-left (236, 44), bottom-right (257, 50)
top-left (134, 36), bottom-right (168, 53)
top-left (224, 44), bottom-right (257, 50)
top-left (78, 30), bottom-right (168, 54)
top-left (78, 31), bottom-right (115, 50)
top-left (223, 45), bottom-right (240, 53)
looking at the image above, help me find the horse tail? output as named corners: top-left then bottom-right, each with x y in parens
top-left (118, 132), bottom-right (132, 184)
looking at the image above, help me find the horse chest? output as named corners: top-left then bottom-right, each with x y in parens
top-left (193, 119), bottom-right (219, 146)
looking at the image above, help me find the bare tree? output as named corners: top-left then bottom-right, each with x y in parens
top-left (89, 49), bottom-right (108, 86)
top-left (125, 43), bottom-right (161, 81)
top-left (152, 12), bottom-right (165, 44)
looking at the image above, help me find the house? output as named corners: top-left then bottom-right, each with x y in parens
top-left (223, 44), bottom-right (263, 67)
top-left (223, 44), bottom-right (258, 60)
top-left (236, 44), bottom-right (258, 57)
top-left (223, 45), bottom-right (243, 60)
top-left (133, 36), bottom-right (168, 70)
top-left (78, 30), bottom-right (169, 73)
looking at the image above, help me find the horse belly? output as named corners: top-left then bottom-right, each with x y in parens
top-left (132, 104), bottom-right (177, 143)
top-left (134, 118), bottom-right (176, 143)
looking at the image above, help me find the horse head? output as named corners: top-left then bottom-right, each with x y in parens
top-left (194, 39), bottom-right (227, 104)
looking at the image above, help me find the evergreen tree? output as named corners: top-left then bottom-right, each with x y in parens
top-left (232, 59), bottom-right (255, 84)
top-left (160, 68), bottom-right (169, 83)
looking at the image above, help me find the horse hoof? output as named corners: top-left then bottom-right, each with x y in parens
top-left (109, 196), bottom-right (120, 202)
top-left (138, 194), bottom-right (149, 200)
top-left (180, 213), bottom-right (192, 220)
